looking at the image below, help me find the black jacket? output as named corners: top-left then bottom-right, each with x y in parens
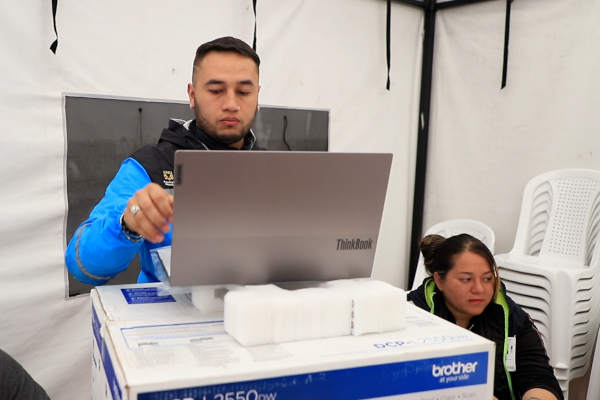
top-left (408, 278), bottom-right (563, 400)
top-left (0, 349), bottom-right (50, 400)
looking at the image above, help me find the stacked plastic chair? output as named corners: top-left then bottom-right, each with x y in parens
top-left (587, 326), bottom-right (600, 400)
top-left (494, 169), bottom-right (600, 399)
top-left (411, 219), bottom-right (496, 290)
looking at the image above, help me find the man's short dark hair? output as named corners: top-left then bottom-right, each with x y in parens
top-left (193, 36), bottom-right (260, 77)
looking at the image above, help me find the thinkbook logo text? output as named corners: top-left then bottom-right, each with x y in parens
top-left (336, 238), bottom-right (373, 250)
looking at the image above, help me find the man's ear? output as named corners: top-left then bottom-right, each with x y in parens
top-left (187, 83), bottom-right (195, 109)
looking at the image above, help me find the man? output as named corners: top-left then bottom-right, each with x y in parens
top-left (65, 36), bottom-right (263, 285)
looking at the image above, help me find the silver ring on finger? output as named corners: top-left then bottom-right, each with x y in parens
top-left (130, 204), bottom-right (142, 217)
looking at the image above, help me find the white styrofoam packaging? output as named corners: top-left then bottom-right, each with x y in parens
top-left (92, 283), bottom-right (495, 400)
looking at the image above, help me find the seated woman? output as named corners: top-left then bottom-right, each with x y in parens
top-left (408, 233), bottom-right (563, 400)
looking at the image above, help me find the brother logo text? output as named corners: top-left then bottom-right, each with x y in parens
top-left (432, 361), bottom-right (478, 377)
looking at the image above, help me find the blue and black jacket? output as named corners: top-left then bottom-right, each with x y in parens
top-left (65, 119), bottom-right (263, 285)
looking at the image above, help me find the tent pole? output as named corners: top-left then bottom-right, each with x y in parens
top-left (408, 0), bottom-right (437, 288)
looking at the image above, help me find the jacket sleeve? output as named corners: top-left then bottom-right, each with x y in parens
top-left (512, 314), bottom-right (564, 400)
top-left (65, 158), bottom-right (151, 285)
top-left (0, 349), bottom-right (50, 400)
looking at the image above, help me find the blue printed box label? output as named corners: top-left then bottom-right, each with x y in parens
top-left (137, 352), bottom-right (489, 400)
top-left (121, 287), bottom-right (176, 304)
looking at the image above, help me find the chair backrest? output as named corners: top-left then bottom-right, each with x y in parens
top-left (410, 219), bottom-right (496, 290)
top-left (509, 169), bottom-right (600, 266)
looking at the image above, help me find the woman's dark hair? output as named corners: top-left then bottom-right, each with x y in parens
top-left (193, 36), bottom-right (260, 80)
top-left (419, 233), bottom-right (499, 293)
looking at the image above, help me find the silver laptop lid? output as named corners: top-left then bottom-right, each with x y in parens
top-left (167, 151), bottom-right (392, 286)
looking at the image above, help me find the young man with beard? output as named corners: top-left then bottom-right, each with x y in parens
top-left (65, 36), bottom-right (264, 285)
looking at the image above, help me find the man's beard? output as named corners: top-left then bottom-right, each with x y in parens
top-left (194, 103), bottom-right (255, 145)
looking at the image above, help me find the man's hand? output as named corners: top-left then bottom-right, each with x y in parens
top-left (123, 183), bottom-right (174, 243)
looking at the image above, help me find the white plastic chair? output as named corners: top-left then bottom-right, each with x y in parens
top-left (411, 219), bottom-right (496, 290)
top-left (494, 169), bottom-right (600, 399)
top-left (586, 329), bottom-right (600, 400)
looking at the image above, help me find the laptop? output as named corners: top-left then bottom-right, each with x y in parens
top-left (161, 150), bottom-right (393, 287)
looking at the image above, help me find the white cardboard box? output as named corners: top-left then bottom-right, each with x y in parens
top-left (91, 283), bottom-right (494, 400)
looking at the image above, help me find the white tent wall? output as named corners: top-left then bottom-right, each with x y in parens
top-left (423, 0), bottom-right (600, 256)
top-left (0, 1), bottom-right (421, 398)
